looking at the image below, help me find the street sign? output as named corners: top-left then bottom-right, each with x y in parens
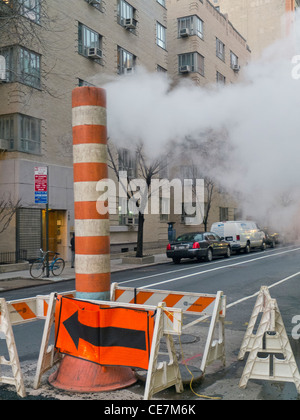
top-left (34, 166), bottom-right (48, 204)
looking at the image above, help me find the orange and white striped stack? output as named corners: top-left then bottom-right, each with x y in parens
top-left (72, 86), bottom-right (110, 301)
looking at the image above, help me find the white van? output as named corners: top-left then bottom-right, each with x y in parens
top-left (210, 221), bottom-right (266, 253)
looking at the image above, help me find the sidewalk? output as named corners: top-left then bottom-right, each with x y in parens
top-left (0, 251), bottom-right (170, 292)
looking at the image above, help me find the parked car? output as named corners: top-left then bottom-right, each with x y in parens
top-left (262, 228), bottom-right (279, 248)
top-left (166, 232), bottom-right (231, 264)
top-left (210, 221), bottom-right (266, 254)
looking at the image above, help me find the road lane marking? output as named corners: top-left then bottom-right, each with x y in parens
top-left (227, 270), bottom-right (300, 309)
top-left (133, 247), bottom-right (300, 289)
top-left (118, 246), bottom-right (300, 287)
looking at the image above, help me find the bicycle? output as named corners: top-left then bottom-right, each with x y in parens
top-left (30, 249), bottom-right (65, 278)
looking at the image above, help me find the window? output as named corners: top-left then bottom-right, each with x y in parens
top-left (86, 0), bottom-right (102, 11)
top-left (0, 114), bottom-right (41, 153)
top-left (78, 23), bottom-right (102, 58)
top-left (178, 52), bottom-right (204, 76)
top-left (20, 0), bottom-right (41, 23)
top-left (78, 79), bottom-right (94, 87)
top-left (1, 0), bottom-right (41, 23)
top-left (216, 71), bottom-right (226, 84)
top-left (178, 16), bottom-right (204, 39)
top-left (160, 197), bottom-right (169, 221)
top-left (117, 46), bottom-right (136, 74)
top-left (118, 148), bottom-right (136, 178)
top-left (19, 47), bottom-right (40, 88)
top-left (0, 46), bottom-right (40, 88)
top-left (219, 207), bottom-right (229, 221)
top-left (230, 51), bottom-right (239, 69)
top-left (157, 65), bottom-right (167, 73)
top-left (0, 115), bottom-right (14, 149)
top-left (20, 114), bottom-right (41, 153)
top-left (216, 38), bottom-right (225, 61)
top-left (156, 22), bottom-right (166, 49)
top-left (117, 0), bottom-right (136, 29)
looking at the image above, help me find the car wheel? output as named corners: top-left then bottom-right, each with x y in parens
top-left (261, 241), bottom-right (266, 251)
top-left (205, 248), bottom-right (213, 262)
top-left (172, 257), bottom-right (181, 264)
top-left (224, 246), bottom-right (231, 258)
top-left (244, 243), bottom-right (250, 254)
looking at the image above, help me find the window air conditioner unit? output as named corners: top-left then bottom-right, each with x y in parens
top-left (88, 48), bottom-right (103, 59)
top-left (180, 28), bottom-right (190, 37)
top-left (124, 67), bottom-right (134, 75)
top-left (179, 65), bottom-right (191, 73)
top-left (0, 138), bottom-right (9, 150)
top-left (125, 216), bottom-right (139, 226)
top-left (233, 65), bottom-right (240, 72)
top-left (124, 18), bottom-right (137, 29)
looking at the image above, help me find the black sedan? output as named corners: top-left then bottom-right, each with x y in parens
top-left (166, 232), bottom-right (231, 264)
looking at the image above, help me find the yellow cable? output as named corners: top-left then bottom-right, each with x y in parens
top-left (160, 305), bottom-right (222, 400)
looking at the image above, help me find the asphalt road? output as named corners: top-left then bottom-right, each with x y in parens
top-left (1, 244), bottom-right (300, 400)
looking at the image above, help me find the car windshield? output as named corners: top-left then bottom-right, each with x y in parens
top-left (176, 233), bottom-right (203, 242)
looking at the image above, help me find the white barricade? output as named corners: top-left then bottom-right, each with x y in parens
top-left (0, 284), bottom-right (227, 400)
top-left (0, 298), bottom-right (26, 398)
top-left (239, 286), bottom-right (300, 393)
top-left (0, 291), bottom-right (76, 396)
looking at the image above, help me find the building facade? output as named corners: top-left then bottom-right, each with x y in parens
top-left (0, 0), bottom-right (250, 262)
top-left (213, 0), bottom-right (297, 60)
top-left (167, 0), bottom-right (250, 86)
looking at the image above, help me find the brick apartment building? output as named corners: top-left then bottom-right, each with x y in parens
top-left (214, 0), bottom-right (298, 60)
top-left (0, 0), bottom-right (252, 262)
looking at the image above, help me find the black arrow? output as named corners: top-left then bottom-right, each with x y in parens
top-left (63, 310), bottom-right (147, 351)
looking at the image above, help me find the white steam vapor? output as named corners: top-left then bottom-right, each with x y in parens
top-left (92, 12), bottom-right (300, 234)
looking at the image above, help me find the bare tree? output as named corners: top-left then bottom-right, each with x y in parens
top-left (0, 0), bottom-right (68, 98)
top-left (108, 141), bottom-right (168, 258)
top-left (0, 193), bottom-right (21, 234)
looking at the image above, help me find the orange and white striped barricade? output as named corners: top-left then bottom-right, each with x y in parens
top-left (2, 291), bottom-right (75, 327)
top-left (111, 283), bottom-right (227, 375)
top-left (0, 298), bottom-right (26, 398)
top-left (35, 294), bottom-right (184, 399)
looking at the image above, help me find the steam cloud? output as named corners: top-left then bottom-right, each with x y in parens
top-left (91, 12), bottom-right (300, 236)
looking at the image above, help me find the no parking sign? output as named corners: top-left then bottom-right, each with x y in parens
top-left (34, 166), bottom-right (48, 204)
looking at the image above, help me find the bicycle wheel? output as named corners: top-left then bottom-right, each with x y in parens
top-left (30, 260), bottom-right (45, 278)
top-left (51, 258), bottom-right (65, 276)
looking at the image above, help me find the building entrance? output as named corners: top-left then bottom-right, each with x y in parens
top-left (42, 209), bottom-right (68, 261)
